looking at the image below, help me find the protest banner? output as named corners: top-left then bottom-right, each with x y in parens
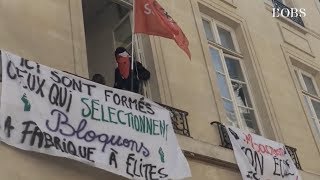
top-left (227, 126), bottom-right (301, 180)
top-left (0, 50), bottom-right (191, 180)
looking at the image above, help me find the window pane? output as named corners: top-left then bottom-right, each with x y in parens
top-left (209, 47), bottom-right (223, 73)
top-left (231, 81), bottom-right (252, 108)
top-left (239, 108), bottom-right (258, 134)
top-left (294, 70), bottom-right (303, 89)
top-left (311, 99), bottom-right (320, 119)
top-left (302, 74), bottom-right (318, 96)
top-left (202, 19), bottom-right (215, 42)
top-left (223, 99), bottom-right (238, 127)
top-left (313, 118), bottom-right (320, 136)
top-left (217, 26), bottom-right (235, 51)
top-left (114, 17), bottom-right (132, 48)
top-left (225, 57), bottom-right (245, 81)
top-left (303, 96), bottom-right (314, 118)
top-left (217, 73), bottom-right (231, 99)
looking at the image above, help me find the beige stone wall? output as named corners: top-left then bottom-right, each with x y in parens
top-left (0, 0), bottom-right (88, 76)
top-left (0, 0), bottom-right (320, 179)
top-left (187, 158), bottom-right (241, 180)
top-left (0, 144), bottom-right (127, 180)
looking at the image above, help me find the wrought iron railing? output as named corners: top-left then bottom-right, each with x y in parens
top-left (273, 0), bottom-right (305, 27)
top-left (159, 103), bottom-right (191, 137)
top-left (64, 71), bottom-right (191, 137)
top-left (210, 121), bottom-right (302, 170)
top-left (211, 121), bottom-right (233, 149)
top-left (285, 145), bottom-right (302, 170)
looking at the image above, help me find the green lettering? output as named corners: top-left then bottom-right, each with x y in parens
top-left (146, 117), bottom-right (153, 135)
top-left (153, 119), bottom-right (159, 135)
top-left (108, 107), bottom-right (117, 124)
top-left (91, 99), bottom-right (100, 121)
top-left (117, 110), bottom-right (126, 125)
top-left (81, 98), bottom-right (91, 118)
top-left (125, 113), bottom-right (133, 127)
top-left (139, 115), bottom-right (146, 133)
top-left (134, 115), bottom-right (140, 132)
top-left (160, 120), bottom-right (166, 137)
top-left (101, 104), bottom-right (109, 122)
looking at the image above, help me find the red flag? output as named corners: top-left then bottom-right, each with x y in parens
top-left (134, 0), bottom-right (191, 59)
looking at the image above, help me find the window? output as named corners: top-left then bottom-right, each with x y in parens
top-left (202, 16), bottom-right (260, 134)
top-left (217, 26), bottom-right (236, 51)
top-left (202, 19), bottom-right (215, 42)
top-left (82, 0), bottom-right (160, 100)
top-left (202, 16), bottom-right (239, 52)
top-left (316, 0), bottom-right (320, 14)
top-left (294, 68), bottom-right (320, 135)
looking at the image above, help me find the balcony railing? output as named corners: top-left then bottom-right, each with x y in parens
top-left (285, 145), bottom-right (302, 170)
top-left (210, 121), bottom-right (302, 170)
top-left (273, 0), bottom-right (305, 27)
top-left (159, 103), bottom-right (191, 137)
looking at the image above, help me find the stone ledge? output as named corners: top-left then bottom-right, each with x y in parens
top-left (177, 134), bottom-right (238, 169)
top-left (219, 0), bottom-right (237, 9)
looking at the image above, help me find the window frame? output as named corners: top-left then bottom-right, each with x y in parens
top-left (201, 14), bottom-right (240, 54)
top-left (294, 68), bottom-right (320, 136)
top-left (215, 21), bottom-right (240, 53)
top-left (296, 68), bottom-right (320, 98)
top-left (225, 53), bottom-right (261, 133)
top-left (202, 17), bottom-right (216, 43)
top-left (112, 12), bottom-right (132, 49)
top-left (203, 16), bottom-right (262, 133)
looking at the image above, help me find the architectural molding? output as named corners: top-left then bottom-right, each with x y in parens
top-left (281, 45), bottom-right (320, 154)
top-left (69, 0), bottom-right (89, 77)
top-left (278, 23), bottom-right (314, 57)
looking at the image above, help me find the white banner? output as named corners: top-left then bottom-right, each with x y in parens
top-left (226, 126), bottom-right (301, 180)
top-left (0, 50), bottom-right (191, 180)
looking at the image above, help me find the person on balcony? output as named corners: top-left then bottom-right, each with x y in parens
top-left (113, 47), bottom-right (150, 94)
top-left (92, 74), bottom-right (106, 85)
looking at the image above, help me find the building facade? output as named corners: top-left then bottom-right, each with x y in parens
top-left (1, 0), bottom-right (320, 179)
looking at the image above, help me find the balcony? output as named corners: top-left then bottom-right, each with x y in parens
top-left (272, 0), bottom-right (305, 27)
top-left (211, 121), bottom-right (302, 170)
top-left (158, 103), bottom-right (191, 137)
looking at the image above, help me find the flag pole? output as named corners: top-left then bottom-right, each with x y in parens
top-left (131, 0), bottom-right (135, 92)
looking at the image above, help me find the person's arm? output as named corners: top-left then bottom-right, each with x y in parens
top-left (135, 61), bottom-right (150, 80)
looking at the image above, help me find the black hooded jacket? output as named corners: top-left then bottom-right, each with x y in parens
top-left (114, 60), bottom-right (150, 93)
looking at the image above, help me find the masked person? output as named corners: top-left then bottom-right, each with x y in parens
top-left (114, 47), bottom-right (150, 93)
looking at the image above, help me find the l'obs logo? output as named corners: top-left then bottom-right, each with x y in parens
top-left (272, 8), bottom-right (306, 18)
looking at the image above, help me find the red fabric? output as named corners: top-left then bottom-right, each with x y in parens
top-left (116, 56), bottom-right (130, 79)
top-left (134, 0), bottom-right (191, 59)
